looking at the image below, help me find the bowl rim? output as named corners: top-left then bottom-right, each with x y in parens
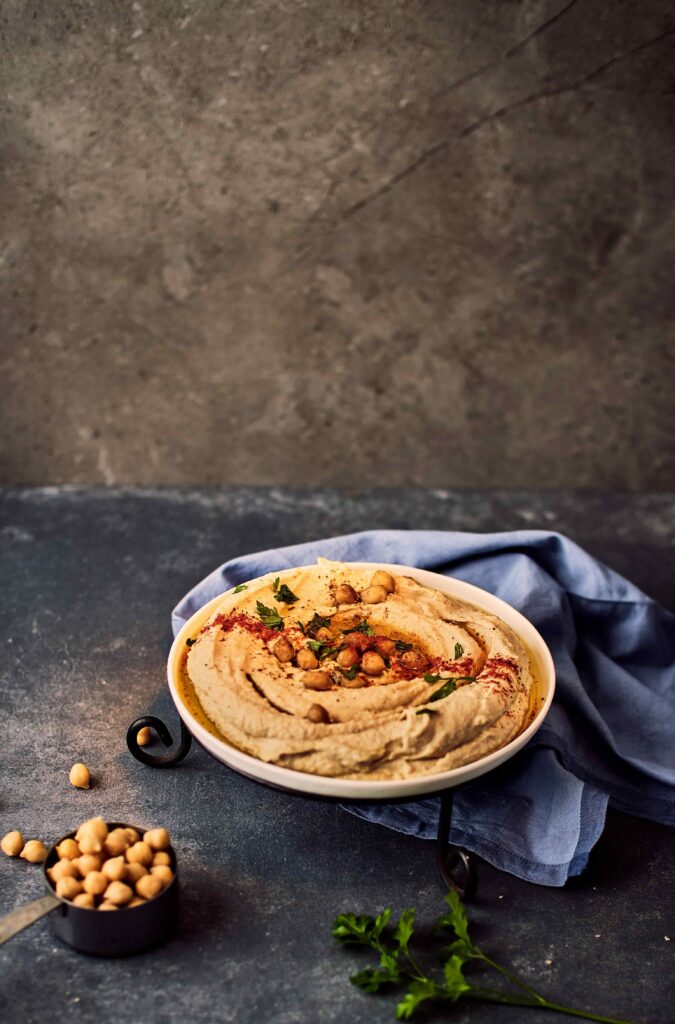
top-left (166, 561), bottom-right (556, 800)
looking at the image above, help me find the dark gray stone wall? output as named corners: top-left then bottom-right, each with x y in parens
top-left (2, 1), bottom-right (674, 488)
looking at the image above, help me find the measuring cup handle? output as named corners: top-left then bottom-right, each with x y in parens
top-left (0, 892), bottom-right (61, 945)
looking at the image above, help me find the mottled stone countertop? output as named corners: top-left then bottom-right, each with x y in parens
top-left (1, 488), bottom-right (673, 1024)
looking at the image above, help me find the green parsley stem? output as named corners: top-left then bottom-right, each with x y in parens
top-left (475, 951), bottom-right (545, 1000)
top-left (462, 986), bottom-right (637, 1023)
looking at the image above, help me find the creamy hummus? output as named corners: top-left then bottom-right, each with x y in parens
top-left (184, 560), bottom-right (533, 780)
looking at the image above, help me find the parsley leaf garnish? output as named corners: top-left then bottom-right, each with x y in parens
top-left (421, 673), bottom-right (476, 704)
top-left (303, 613), bottom-right (332, 639)
top-left (274, 583), bottom-right (299, 605)
top-left (454, 642), bottom-right (464, 659)
top-left (423, 672), bottom-right (475, 685)
top-left (343, 619), bottom-right (374, 636)
top-left (256, 600), bottom-right (284, 630)
top-left (336, 665), bottom-right (359, 680)
top-left (428, 679), bottom-right (457, 702)
top-left (395, 640), bottom-right (413, 652)
top-left (306, 639), bottom-right (340, 660)
top-left (233, 583), bottom-right (248, 593)
top-left (272, 576), bottom-right (280, 593)
top-left (333, 890), bottom-right (632, 1022)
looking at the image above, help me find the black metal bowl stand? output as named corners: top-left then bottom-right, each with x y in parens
top-left (127, 714), bottom-right (477, 899)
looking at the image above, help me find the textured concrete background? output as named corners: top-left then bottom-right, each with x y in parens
top-left (1, 0), bottom-right (674, 489)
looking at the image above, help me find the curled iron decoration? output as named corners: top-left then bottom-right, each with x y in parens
top-left (126, 715), bottom-right (192, 768)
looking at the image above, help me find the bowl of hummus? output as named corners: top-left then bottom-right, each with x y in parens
top-left (167, 560), bottom-right (555, 799)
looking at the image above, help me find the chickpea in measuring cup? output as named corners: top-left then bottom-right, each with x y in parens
top-left (46, 818), bottom-right (176, 910)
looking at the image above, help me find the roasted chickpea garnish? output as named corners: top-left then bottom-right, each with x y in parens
top-left (361, 585), bottom-right (388, 604)
top-left (336, 647), bottom-right (359, 669)
top-left (272, 636), bottom-right (295, 663)
top-left (296, 648), bottom-right (319, 670)
top-left (302, 669), bottom-right (333, 691)
top-left (401, 649), bottom-right (428, 673)
top-left (306, 703), bottom-right (330, 723)
top-left (335, 583), bottom-right (359, 605)
top-left (370, 570), bottom-right (396, 593)
top-left (361, 651), bottom-right (386, 676)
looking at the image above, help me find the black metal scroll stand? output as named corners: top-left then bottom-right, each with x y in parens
top-left (126, 715), bottom-right (477, 897)
top-left (127, 715), bottom-right (192, 768)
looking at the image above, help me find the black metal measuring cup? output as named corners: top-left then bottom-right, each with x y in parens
top-left (0, 822), bottom-right (179, 956)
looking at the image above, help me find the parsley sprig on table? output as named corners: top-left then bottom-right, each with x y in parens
top-left (332, 891), bottom-right (636, 1023)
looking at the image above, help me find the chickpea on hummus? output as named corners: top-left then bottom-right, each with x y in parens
top-left (183, 560), bottom-right (534, 780)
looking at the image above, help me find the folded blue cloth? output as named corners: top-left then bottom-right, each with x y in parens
top-left (172, 530), bottom-right (675, 886)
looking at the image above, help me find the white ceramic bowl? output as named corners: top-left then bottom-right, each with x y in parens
top-left (167, 562), bottom-right (555, 800)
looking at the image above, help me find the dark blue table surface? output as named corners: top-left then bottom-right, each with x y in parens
top-left (1, 488), bottom-right (673, 1024)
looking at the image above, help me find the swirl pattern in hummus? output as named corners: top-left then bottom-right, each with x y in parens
top-left (184, 559), bottom-right (533, 780)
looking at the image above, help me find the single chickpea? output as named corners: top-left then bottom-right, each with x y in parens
top-left (150, 865), bottom-right (174, 887)
top-left (55, 838), bottom-right (80, 860)
top-left (103, 880), bottom-right (133, 906)
top-left (56, 876), bottom-right (83, 900)
top-left (104, 828), bottom-right (131, 857)
top-left (49, 858), bottom-right (80, 883)
top-left (152, 851), bottom-right (171, 867)
top-left (78, 833), bottom-right (102, 855)
top-left (20, 840), bottom-right (47, 864)
top-left (296, 648), bottom-right (319, 670)
top-left (370, 570), bottom-right (396, 593)
top-left (361, 585), bottom-right (388, 604)
top-left (137, 726), bottom-right (152, 746)
top-left (272, 636), bottom-right (294, 663)
top-left (362, 651), bottom-right (386, 676)
top-left (335, 583), bottom-right (359, 605)
top-left (75, 854), bottom-right (102, 876)
top-left (102, 855), bottom-right (127, 882)
top-left (76, 818), bottom-right (108, 844)
top-left (135, 873), bottom-right (163, 900)
top-left (306, 703), bottom-right (330, 724)
top-left (401, 649), bottom-right (427, 673)
top-left (125, 862), bottom-right (148, 884)
top-left (72, 892), bottom-right (96, 909)
top-left (124, 827), bottom-right (140, 845)
top-left (128, 896), bottom-right (146, 908)
top-left (302, 669), bottom-right (333, 691)
top-left (314, 627), bottom-right (333, 642)
top-left (339, 674), bottom-right (367, 689)
top-left (126, 841), bottom-right (153, 866)
top-left (98, 901), bottom-right (118, 911)
top-left (1, 831), bottom-right (24, 857)
top-left (143, 828), bottom-right (171, 851)
top-left (83, 870), bottom-right (108, 896)
top-left (376, 638), bottom-right (397, 658)
top-left (336, 647), bottom-right (359, 669)
top-left (69, 763), bottom-right (91, 789)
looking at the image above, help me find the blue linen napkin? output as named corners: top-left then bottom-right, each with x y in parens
top-left (172, 530), bottom-right (675, 886)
